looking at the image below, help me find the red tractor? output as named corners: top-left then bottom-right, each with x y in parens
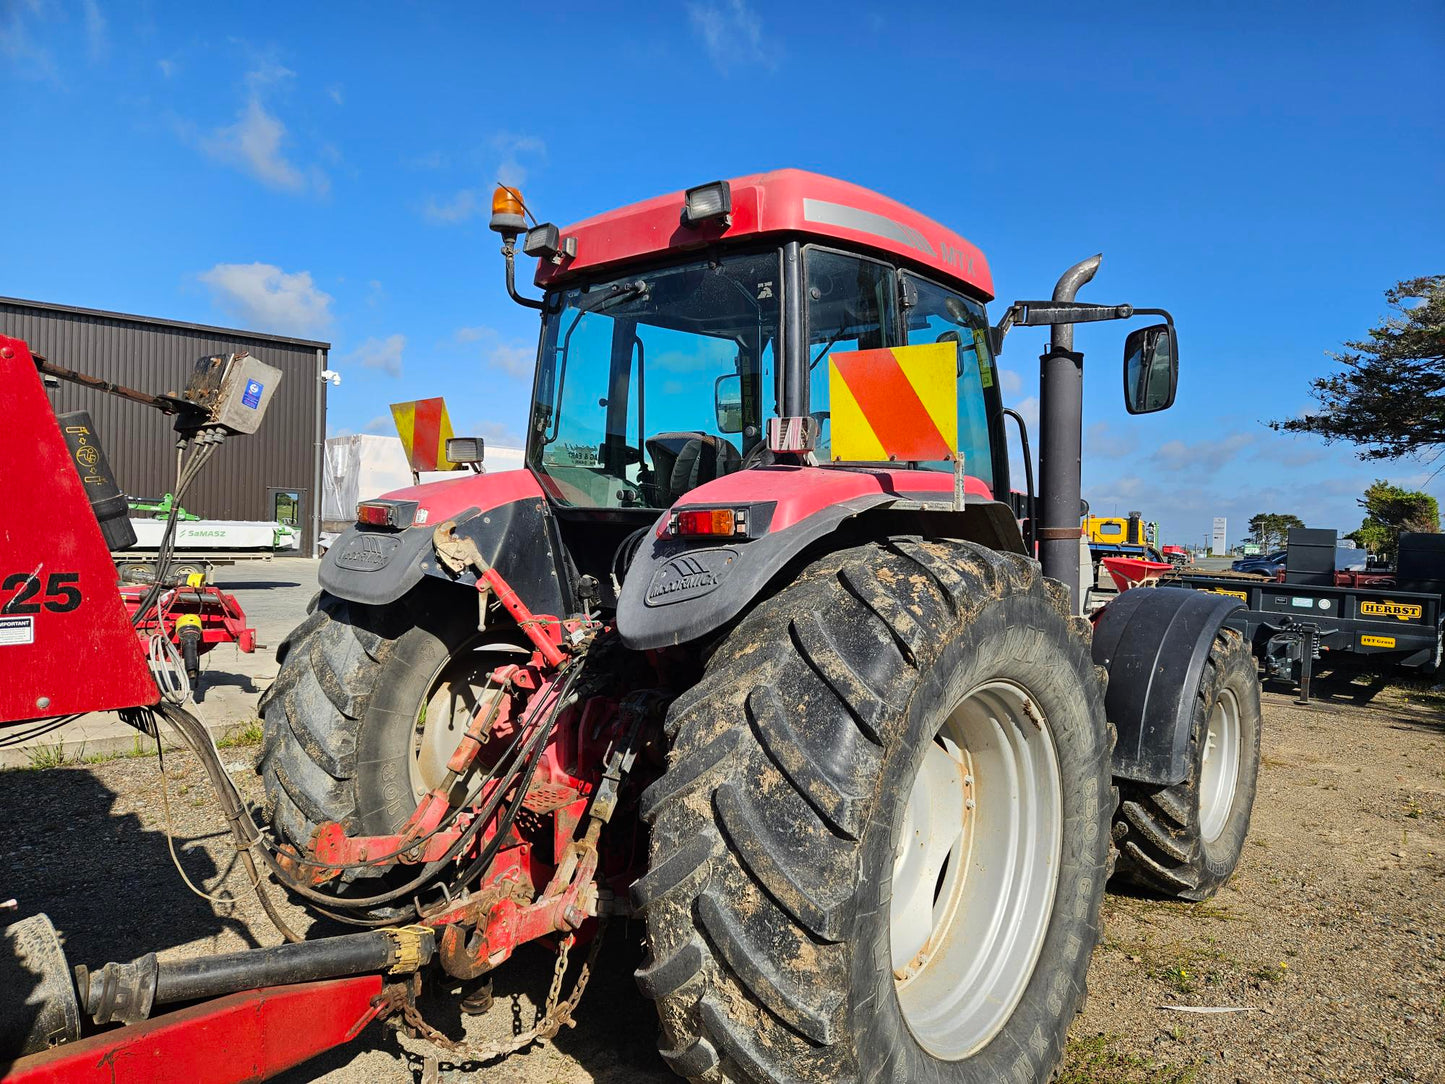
top-left (2, 170), bottom-right (1262, 1084)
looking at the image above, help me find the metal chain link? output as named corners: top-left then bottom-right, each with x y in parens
top-left (386, 919), bottom-right (606, 1070)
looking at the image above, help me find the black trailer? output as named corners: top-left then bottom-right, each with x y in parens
top-left (1167, 530), bottom-right (1444, 701)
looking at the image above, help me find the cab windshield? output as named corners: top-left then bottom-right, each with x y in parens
top-left (529, 252), bottom-right (780, 509)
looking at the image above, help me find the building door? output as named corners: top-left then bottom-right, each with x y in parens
top-left (267, 488), bottom-right (305, 552)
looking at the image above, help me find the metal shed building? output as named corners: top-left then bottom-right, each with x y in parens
top-left (1, 297), bottom-right (330, 557)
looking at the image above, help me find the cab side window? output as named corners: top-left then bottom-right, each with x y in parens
top-left (804, 248), bottom-right (897, 462)
top-left (900, 274), bottom-right (996, 493)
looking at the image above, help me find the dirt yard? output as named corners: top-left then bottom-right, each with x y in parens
top-left (3, 677), bottom-right (1441, 1083)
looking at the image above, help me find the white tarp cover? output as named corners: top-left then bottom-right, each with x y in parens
top-left (322, 435), bottom-right (525, 522)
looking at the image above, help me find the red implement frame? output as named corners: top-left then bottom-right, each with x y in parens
top-left (1, 977), bottom-right (382, 1084)
top-left (0, 336), bottom-right (158, 724)
top-left (121, 583), bottom-right (258, 655)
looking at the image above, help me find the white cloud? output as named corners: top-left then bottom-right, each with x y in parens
top-left (421, 133), bottom-right (545, 225)
top-left (493, 131), bottom-right (545, 187)
top-left (0, 1), bottom-right (58, 81)
top-left (193, 57), bottom-right (328, 195)
top-left (451, 326), bottom-right (534, 380)
top-left (474, 419), bottom-right (527, 449)
top-left (197, 262), bottom-right (333, 337)
top-left (80, 0), bottom-right (105, 61)
top-left (1151, 431), bottom-right (1255, 474)
top-left (1085, 421), bottom-right (1138, 460)
top-left (996, 367), bottom-right (1023, 396)
top-left (326, 83), bottom-right (344, 105)
top-left (157, 57), bottom-right (176, 78)
top-left (1013, 395), bottom-right (1039, 431)
top-left (487, 343), bottom-right (533, 379)
top-left (423, 189), bottom-right (482, 224)
top-left (202, 97), bottom-right (328, 194)
top-left (347, 334), bottom-right (406, 378)
top-left (687, 0), bottom-right (777, 74)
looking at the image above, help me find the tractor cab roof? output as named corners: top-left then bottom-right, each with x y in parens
top-left (533, 168), bottom-right (994, 301)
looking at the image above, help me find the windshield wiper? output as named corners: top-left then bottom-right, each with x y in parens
top-left (576, 279), bottom-right (648, 314)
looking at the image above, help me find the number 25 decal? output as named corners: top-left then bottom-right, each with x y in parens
top-left (1, 572), bottom-right (82, 615)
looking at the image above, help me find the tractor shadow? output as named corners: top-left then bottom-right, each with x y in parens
top-left (277, 931), bottom-right (671, 1083)
top-left (0, 765), bottom-right (258, 1075)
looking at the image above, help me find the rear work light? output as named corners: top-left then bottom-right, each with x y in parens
top-left (356, 499), bottom-right (418, 529)
top-left (681, 180), bottom-right (732, 228)
top-left (445, 436), bottom-right (485, 466)
top-left (669, 508), bottom-right (747, 538)
top-left (523, 222), bottom-right (577, 263)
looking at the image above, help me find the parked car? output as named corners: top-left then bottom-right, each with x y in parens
top-left (1232, 549), bottom-right (1287, 575)
top-left (1232, 546), bottom-right (1369, 578)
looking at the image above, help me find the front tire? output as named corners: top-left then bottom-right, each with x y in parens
top-left (635, 539), bottom-right (1113, 1083)
top-left (257, 593), bottom-right (512, 856)
top-left (1113, 627), bottom-right (1262, 901)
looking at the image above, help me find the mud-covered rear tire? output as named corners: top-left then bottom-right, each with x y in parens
top-left (1113, 627), bottom-right (1262, 901)
top-left (634, 539), bottom-right (1114, 1083)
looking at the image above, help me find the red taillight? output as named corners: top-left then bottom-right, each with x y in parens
top-left (671, 508), bottom-right (743, 537)
top-left (356, 500), bottom-right (417, 528)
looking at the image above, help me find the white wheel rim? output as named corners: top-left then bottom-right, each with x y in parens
top-left (891, 680), bottom-right (1064, 1060)
top-left (409, 645), bottom-right (515, 802)
top-left (1197, 689), bottom-right (1240, 843)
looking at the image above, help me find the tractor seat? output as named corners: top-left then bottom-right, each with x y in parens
top-left (645, 432), bottom-right (742, 506)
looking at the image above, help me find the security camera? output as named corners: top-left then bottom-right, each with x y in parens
top-left (321, 369), bottom-right (342, 386)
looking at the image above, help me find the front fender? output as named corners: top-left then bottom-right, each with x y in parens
top-left (1091, 586), bottom-right (1245, 786)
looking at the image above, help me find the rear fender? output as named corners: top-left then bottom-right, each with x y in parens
top-left (1091, 586), bottom-right (1245, 786)
top-left (320, 469), bottom-right (572, 616)
top-left (615, 465), bottom-right (1023, 651)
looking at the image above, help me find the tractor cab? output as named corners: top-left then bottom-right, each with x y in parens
top-left (475, 172), bottom-right (1020, 609)
top-left (509, 173), bottom-right (1011, 522)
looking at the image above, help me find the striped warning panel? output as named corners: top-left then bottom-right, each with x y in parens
top-left (390, 397), bottom-right (460, 472)
top-left (827, 343), bottom-right (958, 463)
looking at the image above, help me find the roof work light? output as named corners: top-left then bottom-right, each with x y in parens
top-left (490, 185), bottom-right (528, 236)
top-left (523, 223), bottom-right (577, 263)
top-left (681, 180), bottom-right (732, 228)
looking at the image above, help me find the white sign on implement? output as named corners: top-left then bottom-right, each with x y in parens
top-left (0, 615), bottom-right (35, 646)
top-left (1211, 517), bottom-right (1228, 556)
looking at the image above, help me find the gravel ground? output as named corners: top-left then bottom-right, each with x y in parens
top-left (3, 675), bottom-right (1441, 1083)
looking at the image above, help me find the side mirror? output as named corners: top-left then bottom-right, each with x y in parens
top-left (1123, 323), bottom-right (1178, 414)
top-left (714, 374), bottom-right (744, 433)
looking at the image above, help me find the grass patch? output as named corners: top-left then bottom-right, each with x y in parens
top-left (216, 720), bottom-right (264, 749)
top-left (1112, 933), bottom-right (1240, 995)
top-left (1104, 894), bottom-right (1242, 923)
top-left (24, 742), bottom-right (76, 769)
top-left (1252, 960), bottom-right (1289, 984)
top-left (11, 733), bottom-right (160, 771)
top-left (1061, 1033), bottom-right (1201, 1084)
top-left (1380, 676), bottom-right (1445, 712)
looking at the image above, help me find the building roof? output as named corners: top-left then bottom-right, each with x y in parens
top-left (533, 168), bottom-right (994, 300)
top-left (0, 295), bottom-right (331, 350)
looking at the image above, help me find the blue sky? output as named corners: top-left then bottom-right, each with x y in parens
top-left (3, 1), bottom-right (1441, 547)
